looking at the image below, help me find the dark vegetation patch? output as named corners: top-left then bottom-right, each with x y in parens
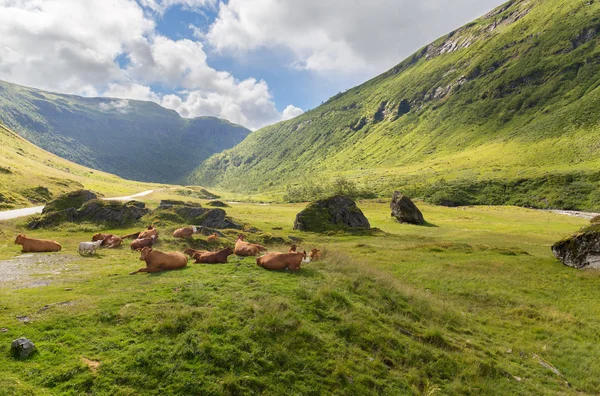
top-left (21, 186), bottom-right (53, 204)
top-left (175, 187), bottom-right (219, 200)
top-left (405, 173), bottom-right (600, 211)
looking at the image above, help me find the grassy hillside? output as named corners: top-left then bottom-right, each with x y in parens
top-left (1, 197), bottom-right (598, 394)
top-left (191, 0), bottom-right (600, 210)
top-left (0, 79), bottom-right (250, 184)
top-left (0, 122), bottom-right (159, 209)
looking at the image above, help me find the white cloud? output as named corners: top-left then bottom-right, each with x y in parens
top-left (0, 0), bottom-right (300, 130)
top-left (206, 0), bottom-right (506, 74)
top-left (0, 0), bottom-right (152, 94)
top-left (104, 82), bottom-right (160, 102)
top-left (99, 99), bottom-right (131, 113)
top-left (282, 105), bottom-right (304, 121)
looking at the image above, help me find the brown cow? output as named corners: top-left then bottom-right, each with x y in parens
top-left (130, 247), bottom-right (187, 275)
top-left (92, 233), bottom-right (122, 248)
top-left (234, 234), bottom-right (267, 256)
top-left (288, 244), bottom-right (297, 252)
top-left (184, 248), bottom-right (208, 258)
top-left (14, 234), bottom-right (61, 253)
top-left (194, 247), bottom-right (234, 264)
top-left (173, 227), bottom-right (193, 238)
top-left (309, 248), bottom-right (321, 261)
top-left (207, 233), bottom-right (219, 243)
top-left (256, 251), bottom-right (307, 271)
top-left (139, 225), bottom-right (158, 240)
top-left (130, 235), bottom-right (156, 251)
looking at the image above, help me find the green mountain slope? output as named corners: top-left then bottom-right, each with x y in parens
top-left (190, 0), bottom-right (600, 210)
top-left (0, 79), bottom-right (250, 184)
top-left (0, 122), bottom-right (156, 209)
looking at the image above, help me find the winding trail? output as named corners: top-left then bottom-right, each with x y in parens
top-left (0, 190), bottom-right (155, 221)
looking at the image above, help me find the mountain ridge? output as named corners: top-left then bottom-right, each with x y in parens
top-left (190, 0), bottom-right (600, 210)
top-left (0, 79), bottom-right (251, 184)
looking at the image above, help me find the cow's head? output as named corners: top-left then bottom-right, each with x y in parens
top-left (310, 248), bottom-right (320, 256)
top-left (289, 244), bottom-right (297, 252)
top-left (139, 246), bottom-right (152, 260)
top-left (14, 234), bottom-right (25, 244)
top-left (147, 224), bottom-right (154, 230)
top-left (91, 233), bottom-right (105, 241)
top-left (237, 234), bottom-right (246, 241)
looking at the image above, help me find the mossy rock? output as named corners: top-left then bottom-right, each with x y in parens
top-left (42, 189), bottom-right (97, 214)
top-left (175, 187), bottom-right (220, 200)
top-left (293, 195), bottom-right (370, 233)
top-left (30, 199), bottom-right (148, 229)
top-left (21, 186), bottom-right (53, 204)
top-left (206, 200), bottom-right (230, 208)
top-left (552, 223), bottom-right (600, 269)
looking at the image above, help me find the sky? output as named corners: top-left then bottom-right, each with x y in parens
top-left (0, 0), bottom-right (506, 130)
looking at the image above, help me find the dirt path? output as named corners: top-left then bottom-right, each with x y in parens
top-left (0, 253), bottom-right (76, 288)
top-left (545, 210), bottom-right (599, 220)
top-left (0, 189), bottom-right (155, 221)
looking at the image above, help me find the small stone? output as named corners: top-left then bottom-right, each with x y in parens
top-left (16, 316), bottom-right (30, 324)
top-left (64, 288), bottom-right (73, 291)
top-left (11, 338), bottom-right (37, 358)
top-left (0, 328), bottom-right (8, 332)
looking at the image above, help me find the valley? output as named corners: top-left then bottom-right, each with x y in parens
top-left (1, 191), bottom-right (598, 394)
top-left (1, 0), bottom-right (599, 394)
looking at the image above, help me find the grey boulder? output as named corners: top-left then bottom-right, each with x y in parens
top-left (390, 191), bottom-right (425, 225)
top-left (11, 338), bottom-right (37, 358)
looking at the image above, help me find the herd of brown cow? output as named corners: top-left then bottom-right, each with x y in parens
top-left (13, 225), bottom-right (321, 275)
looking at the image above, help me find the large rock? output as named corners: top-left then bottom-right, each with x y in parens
top-left (196, 209), bottom-right (241, 229)
top-left (42, 190), bottom-right (97, 214)
top-left (293, 195), bottom-right (370, 232)
top-left (153, 202), bottom-right (241, 229)
top-left (552, 224), bottom-right (600, 269)
top-left (390, 191), bottom-right (425, 225)
top-left (11, 338), bottom-right (37, 358)
top-left (29, 197), bottom-right (148, 229)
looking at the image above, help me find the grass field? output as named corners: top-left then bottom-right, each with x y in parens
top-left (0, 191), bottom-right (598, 395)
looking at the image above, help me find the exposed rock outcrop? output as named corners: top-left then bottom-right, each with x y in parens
top-left (29, 196), bottom-right (148, 229)
top-left (552, 224), bottom-right (600, 269)
top-left (42, 189), bottom-right (97, 214)
top-left (390, 192), bottom-right (425, 225)
top-left (153, 201), bottom-right (241, 229)
top-left (293, 195), bottom-right (370, 232)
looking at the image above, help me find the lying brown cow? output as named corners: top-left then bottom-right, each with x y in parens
top-left (14, 234), bottom-right (62, 253)
top-left (234, 234), bottom-right (267, 256)
top-left (194, 247), bottom-right (234, 264)
top-left (309, 248), bottom-right (321, 261)
top-left (173, 227), bottom-right (194, 238)
top-left (207, 233), bottom-right (219, 243)
top-left (184, 248), bottom-right (208, 258)
top-left (139, 225), bottom-right (159, 240)
top-left (122, 225), bottom-right (158, 240)
top-left (130, 247), bottom-right (187, 275)
top-left (130, 235), bottom-right (156, 251)
top-left (92, 233), bottom-right (122, 248)
top-left (256, 251), bottom-right (307, 271)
